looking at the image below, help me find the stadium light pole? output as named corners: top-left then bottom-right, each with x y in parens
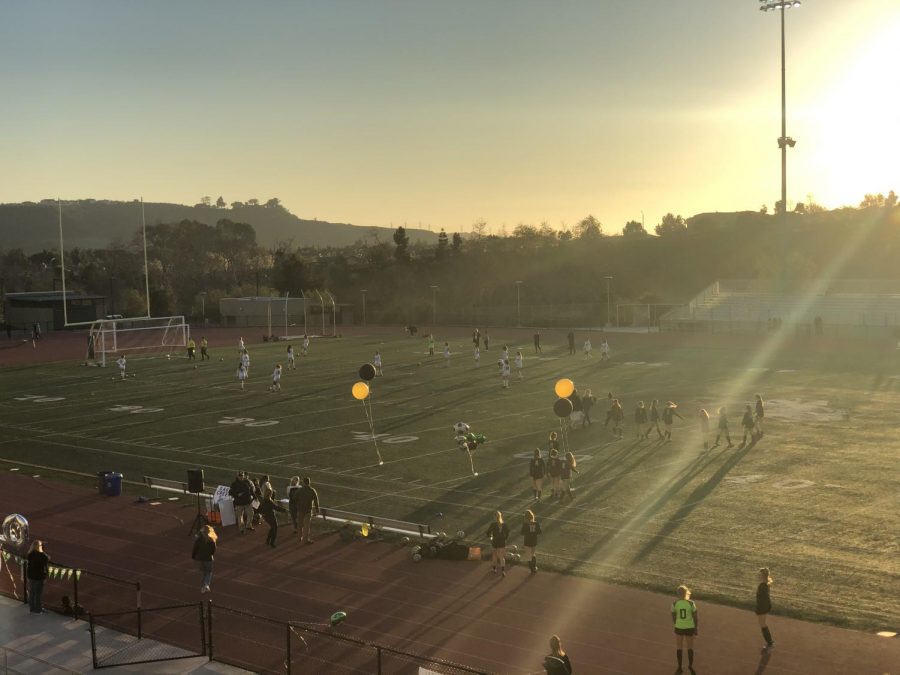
top-left (361, 289), bottom-right (367, 327)
top-left (759, 0), bottom-right (800, 221)
top-left (430, 285), bottom-right (438, 330)
top-left (604, 276), bottom-right (613, 327)
top-left (515, 281), bottom-right (523, 327)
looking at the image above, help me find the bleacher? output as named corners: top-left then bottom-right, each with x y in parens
top-left (661, 279), bottom-right (900, 337)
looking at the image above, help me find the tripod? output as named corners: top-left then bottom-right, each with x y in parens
top-left (188, 493), bottom-right (208, 536)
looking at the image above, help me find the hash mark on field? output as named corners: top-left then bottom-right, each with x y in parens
top-left (320, 467), bottom-right (332, 471)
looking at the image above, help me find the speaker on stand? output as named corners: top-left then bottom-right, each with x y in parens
top-left (187, 468), bottom-right (207, 536)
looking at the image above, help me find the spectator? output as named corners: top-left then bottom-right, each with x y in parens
top-left (567, 331), bottom-right (575, 355)
top-left (260, 474), bottom-right (273, 500)
top-left (543, 635), bottom-right (572, 675)
top-left (26, 540), bottom-right (50, 614)
top-left (251, 477), bottom-right (263, 526)
top-left (258, 489), bottom-right (287, 547)
top-left (229, 471), bottom-right (255, 533)
top-left (295, 477), bottom-right (320, 544)
top-left (533, 332), bottom-right (542, 353)
top-left (287, 476), bottom-right (302, 533)
top-left (191, 525), bottom-right (217, 593)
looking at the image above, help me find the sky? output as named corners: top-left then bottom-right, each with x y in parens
top-left (1, 0), bottom-right (898, 235)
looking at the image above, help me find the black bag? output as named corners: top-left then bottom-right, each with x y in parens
top-left (437, 542), bottom-right (469, 561)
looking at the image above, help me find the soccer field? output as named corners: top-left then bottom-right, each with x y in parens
top-left (0, 328), bottom-right (897, 633)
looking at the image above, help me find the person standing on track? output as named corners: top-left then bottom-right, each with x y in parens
top-left (671, 584), bottom-right (698, 673)
top-left (486, 511), bottom-right (510, 577)
top-left (26, 540), bottom-right (50, 613)
top-left (287, 476), bottom-right (302, 533)
top-left (756, 567), bottom-right (776, 649)
top-left (229, 471), bottom-right (255, 533)
top-left (258, 489), bottom-right (287, 547)
top-left (191, 525), bottom-right (217, 593)
top-left (295, 476), bottom-right (320, 544)
top-left (522, 509), bottom-right (542, 573)
top-left (543, 635), bottom-right (572, 675)
top-left (529, 448), bottom-right (545, 501)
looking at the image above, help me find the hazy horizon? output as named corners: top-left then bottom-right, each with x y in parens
top-left (2, 0), bottom-right (897, 233)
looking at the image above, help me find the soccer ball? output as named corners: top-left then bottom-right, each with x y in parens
top-left (166, 354), bottom-right (171, 360)
top-left (453, 421), bottom-right (470, 435)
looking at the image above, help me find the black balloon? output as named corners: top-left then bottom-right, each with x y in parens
top-left (358, 363), bottom-right (376, 381)
top-left (553, 397), bottom-right (573, 418)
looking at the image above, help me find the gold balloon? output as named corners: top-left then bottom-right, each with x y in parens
top-left (554, 378), bottom-right (575, 398)
top-left (352, 381), bottom-right (370, 400)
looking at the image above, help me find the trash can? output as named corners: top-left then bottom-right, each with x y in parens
top-left (97, 471), bottom-right (111, 494)
top-left (103, 473), bottom-right (123, 497)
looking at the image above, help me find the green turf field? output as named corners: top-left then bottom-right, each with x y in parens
top-left (1, 330), bottom-right (898, 632)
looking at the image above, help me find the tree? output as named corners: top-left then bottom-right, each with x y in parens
top-left (793, 202), bottom-right (806, 214)
top-left (471, 219), bottom-right (487, 239)
top-left (622, 220), bottom-right (647, 237)
top-left (393, 226), bottom-right (410, 262)
top-left (655, 213), bottom-right (686, 237)
top-left (435, 228), bottom-right (449, 260)
top-left (200, 196), bottom-right (212, 207)
top-left (247, 198), bottom-right (259, 206)
top-left (230, 201), bottom-right (244, 209)
top-left (215, 196), bottom-right (226, 209)
top-left (451, 232), bottom-right (463, 255)
top-left (759, 204), bottom-right (768, 214)
top-left (859, 193), bottom-right (885, 209)
top-left (265, 197), bottom-right (281, 209)
top-left (886, 190), bottom-right (898, 208)
top-left (574, 214), bottom-right (602, 239)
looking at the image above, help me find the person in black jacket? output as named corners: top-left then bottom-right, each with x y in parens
top-left (229, 471), bottom-right (255, 533)
top-left (543, 635), bottom-right (572, 675)
top-left (191, 525), bottom-right (217, 593)
top-left (547, 448), bottom-right (562, 499)
top-left (741, 404), bottom-right (756, 446)
top-left (529, 448), bottom-right (546, 501)
top-left (486, 511), bottom-right (510, 577)
top-left (522, 510), bottom-right (542, 574)
top-left (756, 567), bottom-right (775, 649)
top-left (26, 540), bottom-right (50, 614)
top-left (259, 489), bottom-right (288, 547)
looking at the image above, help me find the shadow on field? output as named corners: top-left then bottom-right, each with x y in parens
top-left (630, 437), bottom-right (758, 563)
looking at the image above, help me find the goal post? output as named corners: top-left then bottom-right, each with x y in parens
top-left (86, 316), bottom-right (189, 366)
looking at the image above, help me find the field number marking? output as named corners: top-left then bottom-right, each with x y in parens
top-left (108, 405), bottom-right (164, 414)
top-left (218, 416), bottom-right (280, 427)
top-left (15, 395), bottom-right (65, 403)
top-left (351, 431), bottom-right (418, 444)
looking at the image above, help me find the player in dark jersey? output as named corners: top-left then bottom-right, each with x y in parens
top-left (486, 511), bottom-right (510, 577)
top-left (547, 448), bottom-right (562, 499)
top-left (715, 406), bottom-right (734, 448)
top-left (662, 401), bottom-right (683, 441)
top-left (741, 404), bottom-right (756, 446)
top-left (646, 400), bottom-right (664, 440)
top-left (521, 509), bottom-right (542, 573)
top-left (529, 448), bottom-right (546, 501)
top-left (611, 398), bottom-right (625, 439)
top-left (671, 584), bottom-right (698, 672)
top-left (560, 451), bottom-right (579, 501)
top-left (543, 635), bottom-right (572, 675)
top-left (754, 394), bottom-right (765, 438)
top-left (635, 401), bottom-right (648, 438)
top-left (756, 567), bottom-right (775, 648)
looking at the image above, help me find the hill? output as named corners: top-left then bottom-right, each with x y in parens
top-left (0, 199), bottom-right (437, 251)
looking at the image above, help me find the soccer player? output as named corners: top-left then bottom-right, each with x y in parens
top-left (533, 332), bottom-right (542, 353)
top-left (501, 359), bottom-right (511, 388)
top-left (240, 349), bottom-right (250, 378)
top-left (514, 350), bottom-right (524, 379)
top-left (373, 351), bottom-right (383, 376)
top-left (581, 389), bottom-right (596, 427)
top-left (560, 451), bottom-right (579, 501)
top-left (715, 406), bottom-right (734, 448)
top-left (187, 337), bottom-right (196, 361)
top-left (286, 344), bottom-right (295, 370)
top-left (427, 334), bottom-right (435, 356)
top-left (756, 567), bottom-right (776, 649)
top-left (443, 342), bottom-right (451, 367)
top-left (521, 510), bottom-right (542, 574)
top-left (699, 409), bottom-right (711, 449)
top-left (754, 394), bottom-right (765, 438)
top-left (501, 345), bottom-right (510, 362)
top-left (301, 334), bottom-right (310, 356)
top-left (473, 346), bottom-right (480, 367)
top-left (485, 511), bottom-right (510, 577)
top-left (741, 404), bottom-right (755, 446)
top-left (547, 448), bottom-right (562, 499)
top-left (663, 401), bottom-right (683, 442)
top-left (270, 363), bottom-right (282, 392)
top-left (671, 585), bottom-right (698, 672)
top-left (116, 354), bottom-right (127, 380)
top-left (567, 330), bottom-right (575, 355)
top-left (600, 338), bottom-right (610, 361)
top-left (237, 362), bottom-right (248, 390)
top-left (200, 336), bottom-right (209, 361)
top-left (611, 399), bottom-right (625, 439)
top-left (583, 337), bottom-right (592, 357)
top-left (238, 336), bottom-right (245, 353)
top-left (635, 401), bottom-right (648, 438)
top-left (528, 448), bottom-right (545, 501)
top-left (483, 332), bottom-right (490, 351)
top-left (646, 400), bottom-right (664, 440)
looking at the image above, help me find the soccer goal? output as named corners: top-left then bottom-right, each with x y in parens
top-left (87, 316), bottom-right (189, 366)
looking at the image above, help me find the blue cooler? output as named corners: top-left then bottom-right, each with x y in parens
top-left (103, 472), bottom-right (123, 497)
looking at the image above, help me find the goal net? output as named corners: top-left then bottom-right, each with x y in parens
top-left (86, 316), bottom-right (189, 366)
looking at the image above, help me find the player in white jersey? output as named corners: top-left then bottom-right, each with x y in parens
top-left (270, 363), bottom-right (283, 392)
top-left (600, 338), bottom-right (610, 360)
top-left (287, 345), bottom-right (295, 370)
top-left (583, 338), bottom-right (592, 357)
top-left (501, 359), bottom-right (511, 388)
top-left (240, 349), bottom-right (250, 378)
top-left (515, 350), bottom-right (524, 379)
top-left (443, 342), bottom-right (451, 367)
top-left (238, 336), bottom-right (245, 353)
top-left (237, 362), bottom-right (247, 389)
top-left (373, 351), bottom-right (383, 376)
top-left (501, 345), bottom-right (510, 362)
top-left (301, 335), bottom-right (310, 356)
top-left (473, 346), bottom-right (480, 367)
top-left (116, 354), bottom-right (127, 380)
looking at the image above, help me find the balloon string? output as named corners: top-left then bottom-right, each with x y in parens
top-left (362, 398), bottom-right (383, 464)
